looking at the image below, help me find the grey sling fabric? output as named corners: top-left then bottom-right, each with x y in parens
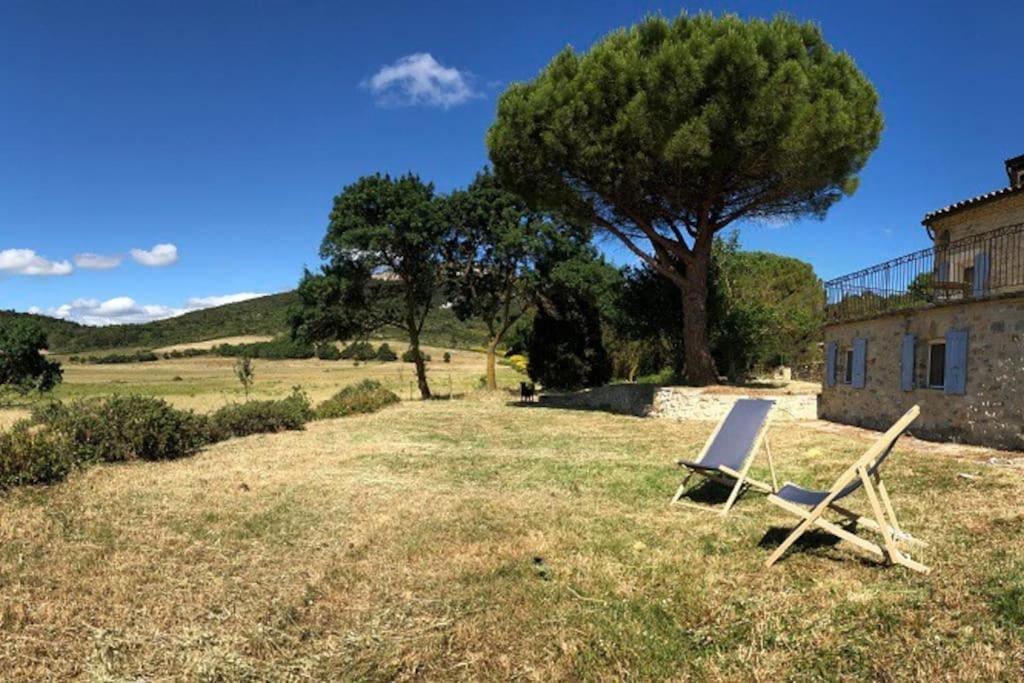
top-left (776, 438), bottom-right (900, 506)
top-left (678, 399), bottom-right (775, 472)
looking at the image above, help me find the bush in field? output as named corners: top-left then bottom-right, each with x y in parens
top-left (340, 341), bottom-right (377, 361)
top-left (234, 356), bottom-right (255, 400)
top-left (315, 380), bottom-right (400, 419)
top-left (443, 351), bottom-right (451, 363)
top-left (401, 348), bottom-right (431, 363)
top-left (31, 395), bottom-right (209, 463)
top-left (0, 422), bottom-right (76, 489)
top-left (375, 343), bottom-right (398, 362)
top-left (82, 350), bottom-right (160, 364)
top-left (315, 343), bottom-right (342, 360)
top-left (214, 336), bottom-right (315, 360)
top-left (208, 389), bottom-right (313, 440)
top-left (502, 354), bottom-right (528, 374)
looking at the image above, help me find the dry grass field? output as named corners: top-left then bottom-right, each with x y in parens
top-left (0, 341), bottom-right (517, 430)
top-left (2, 381), bottom-right (1024, 679)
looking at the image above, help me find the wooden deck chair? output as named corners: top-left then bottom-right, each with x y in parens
top-left (671, 398), bottom-right (778, 515)
top-left (764, 405), bottom-right (929, 573)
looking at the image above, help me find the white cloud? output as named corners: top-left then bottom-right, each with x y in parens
top-left (130, 243), bottom-right (178, 267)
top-left (366, 53), bottom-right (478, 108)
top-left (0, 249), bottom-right (73, 276)
top-left (185, 292), bottom-right (265, 308)
top-left (37, 291), bottom-right (268, 326)
top-left (74, 252), bottom-right (123, 270)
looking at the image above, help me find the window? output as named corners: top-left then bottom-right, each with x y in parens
top-left (963, 265), bottom-right (975, 286)
top-left (928, 341), bottom-right (946, 389)
top-left (843, 349), bottom-right (854, 384)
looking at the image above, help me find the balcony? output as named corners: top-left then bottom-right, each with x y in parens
top-left (825, 221), bottom-right (1024, 323)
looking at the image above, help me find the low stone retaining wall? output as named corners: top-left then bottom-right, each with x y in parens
top-left (538, 385), bottom-right (818, 421)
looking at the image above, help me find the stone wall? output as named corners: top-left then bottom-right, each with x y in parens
top-left (929, 190), bottom-right (1024, 242)
top-left (539, 385), bottom-right (817, 421)
top-left (821, 296), bottom-right (1024, 450)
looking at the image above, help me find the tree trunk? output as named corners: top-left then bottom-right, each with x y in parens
top-left (485, 337), bottom-right (499, 390)
top-left (408, 330), bottom-right (431, 399)
top-left (680, 280), bottom-right (719, 386)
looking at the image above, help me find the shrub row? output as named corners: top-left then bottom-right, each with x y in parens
top-left (70, 350), bottom-right (160, 364)
top-left (0, 381), bottom-right (401, 491)
top-left (213, 336), bottom-right (316, 360)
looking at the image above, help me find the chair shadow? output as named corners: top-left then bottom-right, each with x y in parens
top-left (679, 480), bottom-right (735, 506)
top-left (758, 524), bottom-right (851, 552)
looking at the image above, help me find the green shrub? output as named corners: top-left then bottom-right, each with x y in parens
top-left (316, 343), bottom-right (342, 361)
top-left (315, 380), bottom-right (400, 419)
top-left (214, 336), bottom-right (315, 360)
top-left (0, 422), bottom-right (76, 489)
top-left (81, 350), bottom-right (160, 364)
top-left (401, 348), bottom-right (431, 363)
top-left (375, 343), bottom-right (398, 362)
top-left (208, 389), bottom-right (312, 440)
top-left (31, 395), bottom-right (209, 463)
top-left (340, 341), bottom-right (377, 361)
top-left (443, 351), bottom-right (452, 363)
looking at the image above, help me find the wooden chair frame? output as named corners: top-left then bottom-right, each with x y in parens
top-left (670, 407), bottom-right (779, 516)
top-left (764, 406), bottom-right (929, 574)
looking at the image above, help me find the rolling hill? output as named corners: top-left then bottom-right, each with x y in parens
top-left (1, 291), bottom-right (492, 353)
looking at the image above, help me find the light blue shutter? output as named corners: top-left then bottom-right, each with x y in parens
top-left (851, 337), bottom-right (867, 389)
top-left (900, 334), bottom-right (916, 391)
top-left (944, 329), bottom-right (969, 395)
top-left (825, 341), bottom-right (838, 388)
top-left (973, 252), bottom-right (991, 297)
top-left (937, 260), bottom-right (950, 282)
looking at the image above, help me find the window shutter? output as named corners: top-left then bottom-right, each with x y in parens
top-left (944, 329), bottom-right (969, 395)
top-left (825, 341), bottom-right (838, 388)
top-left (937, 260), bottom-right (950, 282)
top-left (851, 337), bottom-right (867, 389)
top-left (973, 252), bottom-right (991, 297)
top-left (900, 334), bottom-right (916, 391)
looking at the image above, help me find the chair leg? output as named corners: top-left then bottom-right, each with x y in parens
top-left (671, 472), bottom-right (695, 504)
top-left (765, 496), bottom-right (833, 567)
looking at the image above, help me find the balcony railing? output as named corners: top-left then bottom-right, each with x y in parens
top-left (825, 221), bottom-right (1024, 323)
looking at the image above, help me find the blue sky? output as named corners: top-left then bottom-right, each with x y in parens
top-left (2, 0), bottom-right (1022, 324)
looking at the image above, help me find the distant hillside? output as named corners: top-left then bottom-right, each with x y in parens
top-left (1, 291), bottom-right (491, 353)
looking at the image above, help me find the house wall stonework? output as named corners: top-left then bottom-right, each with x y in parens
top-left (928, 190), bottom-right (1024, 242)
top-left (820, 296), bottom-right (1024, 450)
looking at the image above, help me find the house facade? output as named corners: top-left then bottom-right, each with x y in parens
top-left (819, 154), bottom-right (1024, 450)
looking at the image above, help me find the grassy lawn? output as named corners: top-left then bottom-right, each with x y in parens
top-left (2, 397), bottom-right (1023, 680)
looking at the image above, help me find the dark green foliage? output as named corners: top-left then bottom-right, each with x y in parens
top-left (340, 341), bottom-right (377, 361)
top-left (612, 233), bottom-right (824, 381)
top-left (163, 348), bottom-right (211, 360)
top-left (78, 350), bottom-right (160, 364)
top-left (213, 336), bottom-right (315, 360)
top-left (527, 289), bottom-right (612, 391)
top-left (291, 173), bottom-right (445, 399)
top-left (402, 348), bottom-right (431, 363)
top-left (315, 343), bottom-right (342, 361)
top-left (0, 422), bottom-right (76, 489)
top-left (208, 389), bottom-right (313, 440)
top-left (314, 380), bottom-right (400, 419)
top-left (31, 395), bottom-right (209, 463)
top-left (524, 242), bottom-right (619, 390)
top-left (375, 343), bottom-right (398, 362)
top-left (488, 12), bottom-right (881, 384)
top-left (0, 318), bottom-right (62, 394)
top-left (443, 352), bottom-right (451, 363)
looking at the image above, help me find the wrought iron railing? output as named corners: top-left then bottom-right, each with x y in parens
top-left (825, 221), bottom-right (1024, 322)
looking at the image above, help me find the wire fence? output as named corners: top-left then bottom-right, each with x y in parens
top-left (825, 222), bottom-right (1024, 322)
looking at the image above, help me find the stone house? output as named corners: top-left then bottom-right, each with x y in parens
top-left (819, 154), bottom-right (1024, 450)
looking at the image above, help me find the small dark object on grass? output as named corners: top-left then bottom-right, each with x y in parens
top-left (172, 376), bottom-right (184, 382)
top-left (520, 382), bottom-right (536, 403)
